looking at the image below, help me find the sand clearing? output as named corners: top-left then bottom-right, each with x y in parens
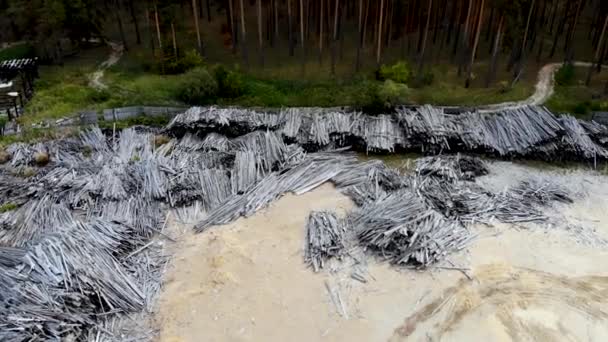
top-left (157, 171), bottom-right (608, 342)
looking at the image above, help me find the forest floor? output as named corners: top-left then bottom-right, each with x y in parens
top-left (157, 161), bottom-right (608, 342)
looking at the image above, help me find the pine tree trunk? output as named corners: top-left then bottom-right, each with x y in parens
top-left (564, 0), bottom-right (582, 63)
top-left (486, 14), bottom-right (503, 87)
top-left (457, 0), bottom-right (473, 76)
top-left (465, 0), bottom-right (484, 88)
top-left (362, 0), bottom-right (369, 49)
top-left (229, 0), bottom-right (237, 51)
top-left (548, 0), bottom-right (558, 34)
top-left (376, 0), bottom-right (385, 65)
top-left (192, 0), bottom-right (204, 55)
top-left (239, 0), bottom-right (249, 67)
top-left (485, 6), bottom-right (494, 42)
top-left (274, 0), bottom-right (279, 42)
top-left (512, 0), bottom-right (535, 86)
top-left (146, 7), bottom-right (155, 53)
top-left (115, 0), bottom-right (129, 51)
top-left (258, 0), bottom-right (264, 66)
top-left (154, 2), bottom-right (163, 73)
top-left (128, 0), bottom-right (141, 45)
top-left (331, 0), bottom-right (339, 74)
top-left (417, 0), bottom-right (433, 73)
top-left (587, 15), bottom-right (608, 85)
top-left (288, 0), bottom-right (294, 56)
top-left (386, 0), bottom-right (393, 48)
top-left (171, 22), bottom-right (177, 58)
top-left (446, 0), bottom-right (458, 48)
top-left (400, 1), bottom-right (409, 58)
top-left (451, 0), bottom-right (463, 58)
top-left (319, 0), bottom-right (324, 64)
top-left (356, 0), bottom-right (363, 71)
top-left (549, 0), bottom-right (571, 58)
top-left (300, 0), bottom-right (306, 71)
top-left (300, 0), bottom-right (305, 50)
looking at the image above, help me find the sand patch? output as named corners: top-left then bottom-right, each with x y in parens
top-left (157, 180), bottom-right (608, 342)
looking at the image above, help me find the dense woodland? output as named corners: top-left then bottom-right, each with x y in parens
top-left (1, 0), bottom-right (608, 88)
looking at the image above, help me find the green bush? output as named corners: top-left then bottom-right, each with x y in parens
top-left (214, 65), bottom-right (245, 98)
top-left (0, 202), bottom-right (18, 213)
top-left (179, 49), bottom-right (205, 71)
top-left (88, 89), bottom-right (110, 103)
top-left (175, 67), bottom-right (218, 104)
top-left (377, 80), bottom-right (409, 108)
top-left (573, 101), bottom-right (589, 115)
top-left (411, 70), bottom-right (435, 88)
top-left (164, 49), bottom-right (205, 74)
top-left (378, 61), bottom-right (411, 84)
top-left (555, 64), bottom-right (575, 86)
top-left (0, 43), bottom-right (35, 60)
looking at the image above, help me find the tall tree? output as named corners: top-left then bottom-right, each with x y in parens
top-left (417, 0), bottom-right (433, 73)
top-left (154, 1), bottom-right (163, 73)
top-left (355, 0), bottom-right (363, 71)
top-left (486, 12), bottom-right (504, 87)
top-left (319, 0), bottom-right (324, 64)
top-left (300, 0), bottom-right (305, 62)
top-left (258, 0), bottom-right (264, 66)
top-left (564, 0), bottom-right (583, 63)
top-left (239, 0), bottom-right (248, 66)
top-left (331, 0), bottom-right (339, 74)
top-left (465, 0), bottom-right (484, 88)
top-left (587, 14), bottom-right (608, 85)
top-left (127, 0), bottom-right (141, 45)
top-left (456, 0), bottom-right (473, 76)
top-left (192, 0), bottom-right (204, 55)
top-left (513, 0), bottom-right (536, 85)
top-left (288, 0), bottom-right (294, 56)
top-left (376, 0), bottom-right (384, 65)
top-left (115, 0), bottom-right (128, 51)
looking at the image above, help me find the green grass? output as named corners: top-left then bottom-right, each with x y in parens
top-left (0, 127), bottom-right (78, 147)
top-left (545, 66), bottom-right (608, 118)
top-left (0, 43), bottom-right (35, 60)
top-left (20, 54), bottom-right (181, 125)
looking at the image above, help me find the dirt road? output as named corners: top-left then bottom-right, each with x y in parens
top-left (89, 42), bottom-right (123, 89)
top-left (156, 163), bottom-right (608, 342)
top-left (480, 61), bottom-right (603, 112)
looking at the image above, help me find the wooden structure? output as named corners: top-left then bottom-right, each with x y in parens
top-left (0, 58), bottom-right (38, 121)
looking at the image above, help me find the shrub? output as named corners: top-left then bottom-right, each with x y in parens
top-left (0, 202), bottom-right (18, 213)
top-left (214, 65), bottom-right (245, 98)
top-left (573, 102), bottom-right (589, 115)
top-left (0, 43), bottom-right (35, 60)
top-left (377, 80), bottom-right (409, 108)
top-left (88, 89), bottom-right (111, 103)
top-left (411, 70), bottom-right (435, 87)
top-left (555, 64), bottom-right (575, 86)
top-left (179, 49), bottom-right (205, 71)
top-left (164, 49), bottom-right (205, 74)
top-left (175, 67), bottom-right (218, 104)
top-left (378, 61), bottom-right (411, 84)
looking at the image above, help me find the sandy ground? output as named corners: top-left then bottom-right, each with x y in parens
top-left (156, 164), bottom-right (608, 342)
